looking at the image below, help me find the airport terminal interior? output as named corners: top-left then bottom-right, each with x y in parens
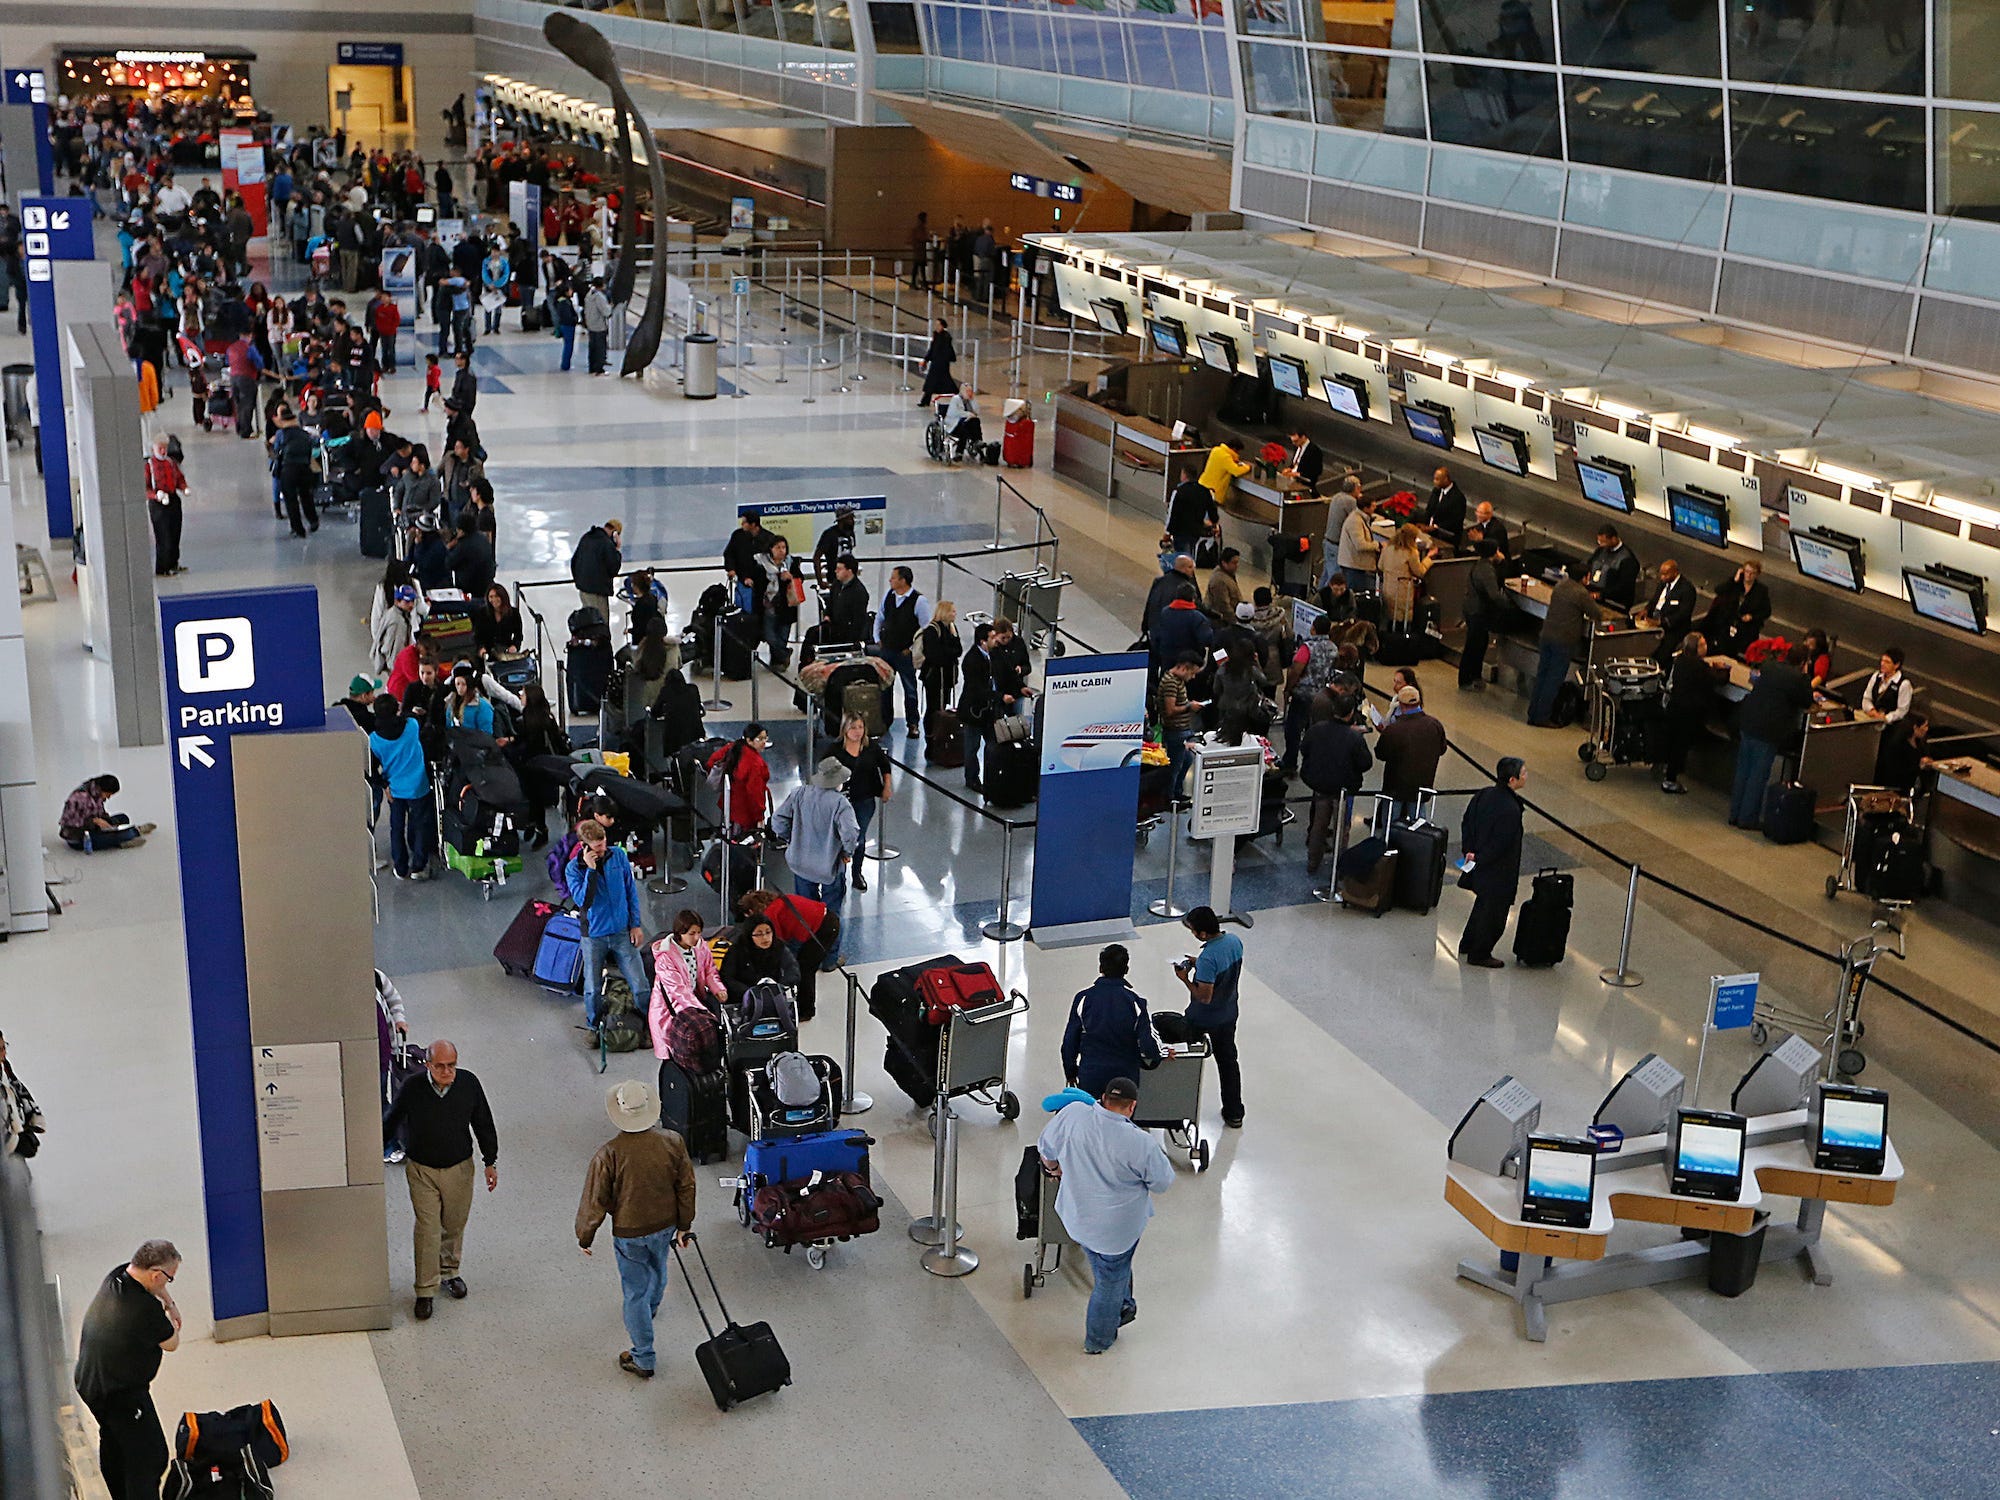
top-left (11, 2), bottom-right (2000, 1497)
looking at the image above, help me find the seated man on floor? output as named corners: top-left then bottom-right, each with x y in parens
top-left (59, 774), bottom-right (156, 852)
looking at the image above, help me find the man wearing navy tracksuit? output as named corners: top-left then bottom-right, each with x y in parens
top-left (1061, 945), bottom-right (1162, 1096)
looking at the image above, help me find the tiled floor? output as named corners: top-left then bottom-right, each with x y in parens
top-left (10, 229), bottom-right (2000, 1500)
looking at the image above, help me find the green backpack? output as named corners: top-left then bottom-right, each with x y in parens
top-left (598, 976), bottom-right (648, 1053)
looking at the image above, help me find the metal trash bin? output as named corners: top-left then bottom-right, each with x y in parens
top-left (682, 333), bottom-right (719, 400)
top-left (1705, 1215), bottom-right (1768, 1297)
top-left (3, 363), bottom-right (33, 443)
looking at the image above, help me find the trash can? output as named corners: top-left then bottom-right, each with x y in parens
top-left (1002, 397), bottom-right (1035, 469)
top-left (3, 363), bottom-right (33, 443)
top-left (1705, 1213), bottom-right (1768, 1297)
top-left (682, 333), bottom-right (718, 400)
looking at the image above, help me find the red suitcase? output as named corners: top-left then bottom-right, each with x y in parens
top-left (1003, 411), bottom-right (1035, 468)
top-left (915, 961), bottom-right (1004, 1024)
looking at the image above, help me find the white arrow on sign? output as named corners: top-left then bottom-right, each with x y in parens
top-left (176, 734), bottom-right (217, 770)
top-left (49, 210), bottom-right (69, 230)
top-left (11, 73), bottom-right (26, 87)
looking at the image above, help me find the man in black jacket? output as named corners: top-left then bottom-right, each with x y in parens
top-left (1584, 524), bottom-right (1640, 610)
top-left (449, 519), bottom-right (496, 598)
top-left (382, 1039), bottom-right (500, 1320)
top-left (1300, 706), bottom-right (1372, 874)
top-left (823, 554), bottom-right (871, 646)
top-left (813, 506), bottom-right (858, 588)
top-left (571, 518), bottom-right (624, 621)
top-left (1729, 643), bottom-right (1815, 829)
top-left (1424, 466), bottom-right (1467, 550)
top-left (958, 623), bottom-right (998, 791)
top-left (1458, 758), bottom-right (1527, 967)
top-left (1633, 557), bottom-right (1696, 662)
top-left (1165, 465), bottom-right (1218, 560)
top-left (723, 510), bottom-right (774, 581)
top-left (1280, 428), bottom-right (1324, 496)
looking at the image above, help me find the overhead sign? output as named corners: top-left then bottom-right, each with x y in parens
top-left (1711, 973), bottom-right (1760, 1032)
top-left (254, 1043), bottom-right (349, 1192)
top-left (1009, 172), bottom-right (1082, 204)
top-left (160, 586), bottom-right (326, 1321)
top-left (21, 197), bottom-right (93, 540)
top-left (336, 41), bottom-right (405, 67)
top-left (737, 495), bottom-right (887, 573)
top-left (1030, 652), bottom-right (1146, 940)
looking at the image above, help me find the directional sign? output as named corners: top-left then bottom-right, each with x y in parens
top-left (4, 67), bottom-right (47, 104)
top-left (733, 276), bottom-right (751, 298)
top-left (20, 197), bottom-right (92, 539)
top-left (1711, 973), bottom-right (1760, 1031)
top-left (336, 41), bottom-right (404, 67)
top-left (159, 586), bottom-right (326, 1321)
top-left (253, 1043), bottom-right (349, 1192)
top-left (20, 199), bottom-right (93, 258)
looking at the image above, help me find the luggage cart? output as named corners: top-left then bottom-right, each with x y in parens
top-left (1134, 1040), bottom-right (1212, 1172)
top-left (1577, 658), bottom-right (1663, 782)
top-left (1022, 1163), bottom-right (1075, 1298)
top-left (1750, 920), bottom-right (1901, 1079)
top-left (995, 567), bottom-right (1070, 657)
top-left (923, 991), bottom-right (1030, 1137)
top-left (1826, 786), bottom-right (1918, 903)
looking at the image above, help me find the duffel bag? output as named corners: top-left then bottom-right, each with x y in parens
top-left (749, 1171), bottom-right (882, 1249)
top-left (915, 960), bottom-right (1004, 1024)
top-left (176, 1401), bottom-right (288, 1469)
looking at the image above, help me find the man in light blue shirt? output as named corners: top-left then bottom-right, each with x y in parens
top-left (1036, 1077), bottom-right (1174, 1355)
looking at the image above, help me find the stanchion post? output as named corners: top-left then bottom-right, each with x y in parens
top-left (872, 777), bottom-right (900, 862)
top-left (980, 820), bottom-right (1025, 942)
top-left (718, 777), bottom-right (733, 921)
top-left (986, 477), bottom-right (1004, 550)
top-left (749, 651), bottom-right (761, 719)
top-left (702, 617), bottom-right (733, 711)
top-left (909, 1088), bottom-right (956, 1243)
top-left (921, 1101), bottom-right (978, 1276)
top-left (775, 342), bottom-right (787, 384)
top-left (801, 347), bottom-right (816, 404)
top-left (841, 971), bottom-right (874, 1115)
top-left (1600, 862), bottom-right (1645, 987)
top-left (1147, 799), bottom-right (1186, 918)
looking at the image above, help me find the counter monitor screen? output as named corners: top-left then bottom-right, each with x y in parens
top-left (1089, 297), bottom-right (1129, 337)
top-left (1146, 316), bottom-right (1187, 358)
top-left (1322, 372), bottom-right (1370, 421)
top-left (1814, 1083), bottom-right (1888, 1173)
top-left (1670, 1109), bottom-right (1747, 1201)
top-left (1195, 331), bottom-right (1239, 375)
top-left (1519, 1134), bottom-right (1597, 1228)
top-left (1575, 457), bottom-right (1636, 513)
top-left (1903, 566), bottom-right (1988, 635)
top-left (1267, 353), bottom-right (1307, 399)
top-left (1473, 423), bottom-right (1530, 477)
top-left (1790, 529), bottom-right (1865, 593)
top-left (1667, 486), bottom-right (1730, 549)
top-left (1401, 401), bottom-right (1454, 450)
top-left (415, 205), bottom-right (437, 225)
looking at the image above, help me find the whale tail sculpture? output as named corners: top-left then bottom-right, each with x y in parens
top-left (542, 11), bottom-right (671, 376)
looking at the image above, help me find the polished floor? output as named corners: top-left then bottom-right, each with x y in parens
top-left (9, 231), bottom-right (2000, 1500)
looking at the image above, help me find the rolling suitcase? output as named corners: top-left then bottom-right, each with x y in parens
top-left (720, 610), bottom-right (758, 680)
top-left (657, 1057), bottom-right (731, 1164)
top-left (1512, 869), bottom-right (1574, 967)
top-left (359, 487), bottom-right (393, 559)
top-left (867, 954), bottom-right (957, 1104)
top-left (983, 738), bottom-right (1038, 807)
top-left (841, 679), bottom-right (886, 738)
top-left (674, 1235), bottom-right (790, 1411)
top-left (1762, 781), bottom-right (1816, 844)
top-left (741, 1127), bottom-right (872, 1186)
top-left (1002, 410), bottom-right (1035, 468)
top-left (1334, 842), bottom-right (1398, 915)
top-left (925, 708), bottom-right (965, 767)
top-left (495, 896), bottom-right (559, 976)
top-left (701, 837), bottom-right (762, 897)
top-left (1861, 819), bottom-right (1925, 903)
top-left (533, 911), bottom-right (586, 992)
top-left (566, 639), bottom-right (613, 715)
top-left (1388, 791), bottom-right (1449, 914)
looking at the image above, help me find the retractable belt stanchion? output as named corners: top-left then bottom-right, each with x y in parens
top-left (841, 970), bottom-right (873, 1114)
top-left (871, 773), bottom-right (900, 862)
top-left (981, 819), bottom-right (1025, 942)
top-left (718, 777), bottom-right (733, 921)
top-left (1601, 863), bottom-right (1644, 988)
top-left (909, 1089), bottom-right (961, 1245)
top-left (703, 617), bottom-right (732, 711)
top-left (921, 1102), bottom-right (978, 1277)
top-left (1147, 798), bottom-right (1187, 919)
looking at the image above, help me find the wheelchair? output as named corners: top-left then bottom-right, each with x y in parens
top-left (924, 401), bottom-right (990, 465)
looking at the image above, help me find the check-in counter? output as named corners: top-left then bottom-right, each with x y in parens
top-left (1928, 758), bottom-right (2000, 905)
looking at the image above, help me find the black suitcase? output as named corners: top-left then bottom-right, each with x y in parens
top-left (868, 955), bottom-right (955, 1103)
top-left (359, 487), bottom-right (393, 558)
top-left (1762, 781), bottom-right (1815, 844)
top-left (1389, 811), bottom-right (1449, 914)
top-left (566, 640), bottom-right (613, 715)
top-left (1512, 869), bottom-right (1574, 967)
top-left (720, 609), bottom-right (757, 680)
top-left (701, 837), bottom-right (762, 896)
top-left (926, 708), bottom-right (965, 767)
top-left (1860, 816), bottom-right (1925, 902)
top-left (674, 1235), bottom-right (790, 1411)
top-left (983, 739), bottom-right (1038, 807)
top-left (657, 1057), bottom-right (731, 1164)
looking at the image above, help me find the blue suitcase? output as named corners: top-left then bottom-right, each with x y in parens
top-left (741, 1129), bottom-right (872, 1188)
top-left (533, 912), bottom-right (586, 992)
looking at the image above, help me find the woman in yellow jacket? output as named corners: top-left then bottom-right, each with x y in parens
top-left (1199, 439), bottom-right (1250, 508)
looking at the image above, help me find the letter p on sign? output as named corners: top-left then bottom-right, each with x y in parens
top-left (174, 617), bottom-right (257, 693)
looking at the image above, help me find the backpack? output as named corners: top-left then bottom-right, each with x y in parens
top-left (739, 977), bottom-right (796, 1031)
top-left (768, 1050), bottom-right (821, 1108)
top-left (598, 976), bottom-right (647, 1052)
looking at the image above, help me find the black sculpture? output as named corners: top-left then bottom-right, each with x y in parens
top-left (543, 11), bottom-right (670, 376)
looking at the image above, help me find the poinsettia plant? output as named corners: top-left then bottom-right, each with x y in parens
top-left (1742, 635), bottom-right (1793, 664)
top-left (1258, 441), bottom-right (1289, 467)
top-left (1381, 490), bottom-right (1419, 519)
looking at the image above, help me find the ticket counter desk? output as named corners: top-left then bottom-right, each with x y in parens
top-left (1444, 1111), bottom-right (1901, 1342)
top-left (1928, 757), bottom-right (2000, 906)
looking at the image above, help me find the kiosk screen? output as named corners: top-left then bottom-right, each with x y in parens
top-left (1575, 458), bottom-right (1636, 513)
top-left (1090, 298), bottom-right (1129, 337)
top-left (1195, 332), bottom-right (1239, 374)
top-left (1146, 316), bottom-right (1188, 357)
top-left (1791, 530), bottom-right (1864, 593)
top-left (1815, 1083), bottom-right (1888, 1173)
top-left (1520, 1135), bottom-right (1597, 1228)
top-left (1401, 403), bottom-right (1453, 450)
top-left (1267, 354), bottom-right (1307, 398)
top-left (1667, 487), bottom-right (1730, 548)
top-left (1670, 1110), bottom-right (1747, 1200)
top-left (1322, 373), bottom-right (1369, 420)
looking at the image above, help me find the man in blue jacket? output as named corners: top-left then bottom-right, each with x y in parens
top-left (369, 698), bottom-right (434, 880)
top-left (1171, 906), bottom-right (1245, 1128)
top-left (564, 818), bottom-right (650, 1030)
top-left (1061, 945), bottom-right (1162, 1097)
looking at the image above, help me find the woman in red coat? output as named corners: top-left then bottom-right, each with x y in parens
top-left (706, 724), bottom-right (771, 836)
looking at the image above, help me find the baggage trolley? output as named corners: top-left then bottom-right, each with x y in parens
top-left (1576, 658), bottom-right (1663, 782)
top-left (1751, 920), bottom-right (1902, 1080)
top-left (924, 990), bottom-right (1031, 1137)
top-left (1826, 786), bottom-right (1918, 903)
top-left (995, 567), bottom-right (1071, 657)
top-left (1133, 1041), bottom-right (1212, 1172)
top-left (1023, 1163), bottom-right (1075, 1298)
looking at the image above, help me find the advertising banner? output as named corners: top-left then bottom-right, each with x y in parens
top-left (379, 242), bottom-right (419, 321)
top-left (737, 496), bottom-right (888, 582)
top-left (1030, 652), bottom-right (1147, 942)
top-left (160, 586), bottom-right (326, 1322)
top-left (218, 127), bottom-right (268, 238)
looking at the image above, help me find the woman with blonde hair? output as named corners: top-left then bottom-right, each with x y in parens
top-left (1379, 523), bottom-right (1432, 626)
top-left (916, 600), bottom-right (962, 731)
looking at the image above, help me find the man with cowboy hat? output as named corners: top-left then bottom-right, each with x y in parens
top-left (769, 757), bottom-right (862, 970)
top-left (577, 1080), bottom-right (698, 1379)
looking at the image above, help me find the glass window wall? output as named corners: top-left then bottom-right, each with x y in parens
top-left (1309, 48), bottom-right (1426, 135)
top-left (1563, 75), bottom-right (1724, 180)
top-left (1244, 41), bottom-right (1313, 118)
top-left (870, 1), bottom-right (925, 54)
top-left (1424, 60), bottom-right (1561, 155)
top-left (1417, 0), bottom-right (1553, 63)
top-left (1938, 107), bottom-right (2000, 219)
top-left (1729, 90), bottom-right (1924, 211)
top-left (1727, 0), bottom-right (1923, 95)
top-left (1939, 0), bottom-right (2000, 102)
top-left (1557, 0), bottom-right (1719, 76)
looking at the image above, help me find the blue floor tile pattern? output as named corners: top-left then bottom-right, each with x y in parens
top-left (1075, 1359), bottom-right (2000, 1499)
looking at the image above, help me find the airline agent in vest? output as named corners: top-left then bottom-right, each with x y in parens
top-left (1858, 647), bottom-right (1913, 726)
top-left (874, 566), bottom-right (935, 736)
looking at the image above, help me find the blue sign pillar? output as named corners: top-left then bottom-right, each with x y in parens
top-left (159, 587), bottom-right (326, 1322)
top-left (20, 196), bottom-right (95, 540)
top-left (4, 67), bottom-right (54, 194)
top-left (1030, 653), bottom-right (1147, 939)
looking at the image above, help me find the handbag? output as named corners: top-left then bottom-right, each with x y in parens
top-left (994, 714), bottom-right (1032, 744)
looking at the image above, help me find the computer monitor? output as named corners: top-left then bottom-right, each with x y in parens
top-left (1145, 315), bottom-right (1187, 358)
top-left (1903, 564), bottom-right (1988, 636)
top-left (1731, 1032), bottom-right (1822, 1117)
top-left (1813, 1082), bottom-right (1888, 1173)
top-left (1090, 297), bottom-right (1129, 337)
top-left (1669, 1108), bottom-right (1747, 1201)
top-left (1448, 1075), bottom-right (1541, 1176)
top-left (1575, 456), bottom-right (1636, 513)
top-left (1666, 485), bottom-right (1730, 549)
top-left (1194, 331), bottom-right (1239, 375)
top-left (1321, 372), bottom-right (1369, 421)
top-left (1266, 353), bottom-right (1307, 399)
top-left (415, 204), bottom-right (437, 226)
top-left (1519, 1134), bottom-right (1597, 1228)
top-left (1593, 1053), bottom-right (1685, 1139)
top-left (1472, 423), bottom-right (1529, 477)
top-left (1790, 527), bottom-right (1865, 593)
top-left (1401, 401), bottom-right (1454, 450)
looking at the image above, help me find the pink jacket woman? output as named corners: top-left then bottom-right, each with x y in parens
top-left (649, 913), bottom-right (726, 1062)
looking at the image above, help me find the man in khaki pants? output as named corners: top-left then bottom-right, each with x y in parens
top-left (383, 1040), bottom-right (500, 1320)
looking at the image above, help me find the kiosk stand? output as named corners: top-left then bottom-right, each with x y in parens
top-left (1186, 741), bottom-right (1263, 927)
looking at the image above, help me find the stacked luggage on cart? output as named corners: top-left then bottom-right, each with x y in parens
top-left (865, 956), bottom-right (1022, 1121)
top-left (439, 728), bottom-right (528, 896)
